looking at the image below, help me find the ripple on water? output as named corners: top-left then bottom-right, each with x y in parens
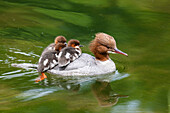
top-left (0, 70), bottom-right (37, 80)
top-left (16, 87), bottom-right (63, 101)
top-left (9, 48), bottom-right (40, 57)
top-left (2, 70), bottom-right (22, 75)
top-left (111, 100), bottom-right (141, 113)
top-left (9, 48), bottom-right (40, 58)
top-left (6, 54), bottom-right (16, 60)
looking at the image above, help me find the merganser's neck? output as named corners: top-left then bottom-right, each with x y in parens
top-left (94, 52), bottom-right (109, 61)
top-left (90, 43), bottom-right (110, 61)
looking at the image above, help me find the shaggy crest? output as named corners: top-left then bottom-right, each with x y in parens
top-left (90, 33), bottom-right (117, 54)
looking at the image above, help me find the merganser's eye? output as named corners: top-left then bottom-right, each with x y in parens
top-left (106, 46), bottom-right (110, 49)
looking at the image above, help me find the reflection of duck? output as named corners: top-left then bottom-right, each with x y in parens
top-left (36, 43), bottom-right (66, 82)
top-left (58, 39), bottom-right (83, 68)
top-left (42, 75), bottom-right (81, 92)
top-left (92, 81), bottom-right (129, 107)
top-left (57, 82), bottom-right (80, 92)
top-left (48, 33), bottom-right (128, 76)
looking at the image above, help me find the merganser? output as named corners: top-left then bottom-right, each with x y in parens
top-left (58, 39), bottom-right (83, 68)
top-left (36, 43), bottom-right (66, 82)
top-left (47, 33), bottom-right (128, 76)
top-left (41, 36), bottom-right (67, 55)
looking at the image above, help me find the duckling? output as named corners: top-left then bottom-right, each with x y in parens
top-left (58, 39), bottom-right (83, 68)
top-left (36, 43), bottom-right (66, 82)
top-left (41, 36), bottom-right (67, 55)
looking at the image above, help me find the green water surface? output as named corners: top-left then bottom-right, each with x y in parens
top-left (0, 0), bottom-right (170, 113)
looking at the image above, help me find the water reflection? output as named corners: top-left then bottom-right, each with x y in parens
top-left (92, 81), bottom-right (129, 107)
top-left (14, 71), bottom-right (129, 106)
top-left (45, 75), bottom-right (81, 92)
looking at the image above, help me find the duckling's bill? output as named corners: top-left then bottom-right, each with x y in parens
top-left (64, 42), bottom-right (67, 46)
top-left (79, 45), bottom-right (84, 47)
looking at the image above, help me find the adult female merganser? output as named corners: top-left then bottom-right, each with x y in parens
top-left (47, 33), bottom-right (128, 76)
top-left (41, 36), bottom-right (67, 55)
top-left (36, 43), bottom-right (66, 82)
top-left (58, 39), bottom-right (83, 68)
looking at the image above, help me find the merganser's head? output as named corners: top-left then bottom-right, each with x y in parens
top-left (68, 39), bottom-right (83, 48)
top-left (90, 33), bottom-right (128, 61)
top-left (55, 43), bottom-right (66, 51)
top-left (55, 36), bottom-right (67, 45)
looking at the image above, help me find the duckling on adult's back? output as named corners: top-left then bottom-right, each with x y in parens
top-left (58, 39), bottom-right (83, 68)
top-left (48, 33), bottom-right (128, 76)
top-left (36, 43), bottom-right (66, 82)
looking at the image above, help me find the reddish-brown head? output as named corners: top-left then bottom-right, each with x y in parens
top-left (55, 36), bottom-right (67, 44)
top-left (68, 39), bottom-right (81, 48)
top-left (90, 33), bottom-right (128, 61)
top-left (90, 33), bottom-right (116, 53)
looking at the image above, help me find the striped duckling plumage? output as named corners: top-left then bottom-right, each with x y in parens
top-left (36, 43), bottom-right (66, 82)
top-left (58, 39), bottom-right (83, 68)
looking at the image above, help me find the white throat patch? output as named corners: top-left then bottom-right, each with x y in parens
top-left (107, 51), bottom-right (116, 54)
top-left (75, 46), bottom-right (80, 49)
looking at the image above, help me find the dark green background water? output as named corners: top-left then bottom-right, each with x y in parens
top-left (0, 0), bottom-right (170, 113)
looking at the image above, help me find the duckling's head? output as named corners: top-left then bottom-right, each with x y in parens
top-left (68, 39), bottom-right (83, 48)
top-left (55, 36), bottom-right (67, 44)
top-left (55, 43), bottom-right (66, 51)
top-left (90, 33), bottom-right (128, 60)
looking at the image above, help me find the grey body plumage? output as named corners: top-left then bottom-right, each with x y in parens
top-left (41, 43), bottom-right (55, 56)
top-left (38, 50), bottom-right (59, 72)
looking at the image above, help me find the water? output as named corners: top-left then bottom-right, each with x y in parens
top-left (0, 0), bottom-right (170, 113)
